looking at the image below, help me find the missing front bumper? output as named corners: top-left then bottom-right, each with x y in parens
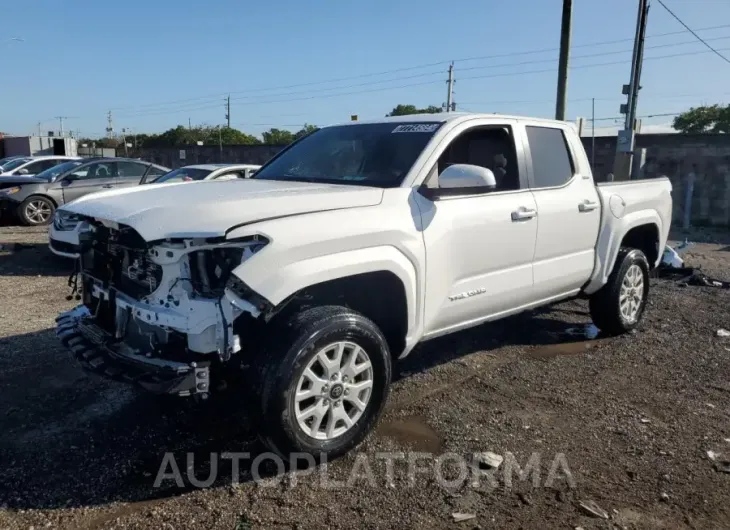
top-left (56, 306), bottom-right (210, 396)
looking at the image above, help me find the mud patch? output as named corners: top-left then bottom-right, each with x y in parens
top-left (377, 415), bottom-right (444, 453)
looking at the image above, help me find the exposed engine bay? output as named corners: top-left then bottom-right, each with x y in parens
top-left (72, 219), bottom-right (269, 369)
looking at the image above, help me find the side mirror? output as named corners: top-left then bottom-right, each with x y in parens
top-left (438, 164), bottom-right (496, 189)
top-left (63, 174), bottom-right (78, 183)
top-left (18, 168), bottom-right (29, 175)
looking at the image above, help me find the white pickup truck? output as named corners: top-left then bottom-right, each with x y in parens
top-left (55, 113), bottom-right (672, 459)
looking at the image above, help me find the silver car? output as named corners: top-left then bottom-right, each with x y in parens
top-left (0, 157), bottom-right (169, 225)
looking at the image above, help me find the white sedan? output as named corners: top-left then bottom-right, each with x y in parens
top-left (150, 164), bottom-right (261, 184)
top-left (0, 155), bottom-right (80, 177)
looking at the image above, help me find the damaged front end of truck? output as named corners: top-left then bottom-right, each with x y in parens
top-left (56, 218), bottom-right (270, 397)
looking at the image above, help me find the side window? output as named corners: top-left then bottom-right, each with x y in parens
top-left (117, 162), bottom-right (147, 180)
top-left (525, 126), bottom-right (575, 188)
top-left (24, 159), bottom-right (57, 173)
top-left (213, 171), bottom-right (243, 180)
top-left (70, 162), bottom-right (114, 179)
top-left (147, 166), bottom-right (168, 179)
top-left (431, 126), bottom-right (520, 191)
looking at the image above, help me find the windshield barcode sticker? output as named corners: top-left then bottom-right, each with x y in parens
top-left (391, 123), bottom-right (441, 133)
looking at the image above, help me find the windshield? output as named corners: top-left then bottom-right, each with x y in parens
top-left (36, 160), bottom-right (84, 181)
top-left (253, 122), bottom-right (442, 187)
top-left (0, 158), bottom-right (31, 172)
top-left (0, 156), bottom-right (22, 168)
top-left (154, 167), bottom-right (213, 183)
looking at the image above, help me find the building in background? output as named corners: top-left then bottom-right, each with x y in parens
top-left (0, 135), bottom-right (78, 157)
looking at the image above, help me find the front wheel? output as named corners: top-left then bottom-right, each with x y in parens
top-left (251, 305), bottom-right (392, 461)
top-left (18, 196), bottom-right (55, 226)
top-left (589, 248), bottom-right (650, 335)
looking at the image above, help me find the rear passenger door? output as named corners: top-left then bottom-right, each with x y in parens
top-left (115, 161), bottom-right (150, 189)
top-left (521, 124), bottom-right (601, 300)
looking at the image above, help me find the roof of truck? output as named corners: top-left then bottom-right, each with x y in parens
top-left (333, 112), bottom-right (574, 128)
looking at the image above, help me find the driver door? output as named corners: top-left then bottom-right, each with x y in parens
top-left (60, 161), bottom-right (117, 203)
top-left (414, 120), bottom-right (538, 338)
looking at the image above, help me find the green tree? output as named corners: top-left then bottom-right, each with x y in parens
top-left (78, 137), bottom-right (120, 149)
top-left (294, 123), bottom-right (319, 140)
top-left (262, 128), bottom-right (296, 145)
top-left (386, 104), bottom-right (443, 117)
top-left (673, 104), bottom-right (730, 133)
top-left (142, 125), bottom-right (261, 147)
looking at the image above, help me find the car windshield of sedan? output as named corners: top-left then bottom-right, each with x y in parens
top-left (36, 160), bottom-right (84, 181)
top-left (154, 167), bottom-right (214, 183)
top-left (0, 158), bottom-right (31, 172)
top-left (253, 122), bottom-right (443, 188)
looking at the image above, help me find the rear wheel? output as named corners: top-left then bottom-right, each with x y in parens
top-left (18, 196), bottom-right (55, 226)
top-left (589, 248), bottom-right (650, 335)
top-left (251, 305), bottom-right (391, 461)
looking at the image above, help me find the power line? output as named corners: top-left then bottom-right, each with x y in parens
top-left (456, 34), bottom-right (730, 73)
top-left (588, 111), bottom-right (682, 123)
top-left (656, 0), bottom-right (730, 65)
top-left (107, 23), bottom-right (730, 114)
top-left (460, 90), bottom-right (730, 107)
top-left (115, 44), bottom-right (730, 120)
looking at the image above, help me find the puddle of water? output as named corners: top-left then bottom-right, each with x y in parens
top-left (378, 415), bottom-right (444, 453)
top-left (528, 340), bottom-right (594, 360)
top-left (564, 323), bottom-right (600, 339)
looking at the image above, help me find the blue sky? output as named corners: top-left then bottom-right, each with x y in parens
top-left (3, 0), bottom-right (730, 139)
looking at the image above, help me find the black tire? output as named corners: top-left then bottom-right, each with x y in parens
top-left (250, 305), bottom-right (391, 461)
top-left (589, 248), bottom-right (650, 335)
top-left (17, 195), bottom-right (55, 226)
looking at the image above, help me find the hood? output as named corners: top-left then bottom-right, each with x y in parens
top-left (62, 178), bottom-right (384, 241)
top-left (0, 176), bottom-right (46, 187)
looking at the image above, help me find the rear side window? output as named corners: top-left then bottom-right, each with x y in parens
top-left (117, 162), bottom-right (148, 180)
top-left (525, 126), bottom-right (574, 188)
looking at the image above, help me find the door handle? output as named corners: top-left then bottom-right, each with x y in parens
top-left (511, 208), bottom-right (537, 221)
top-left (101, 184), bottom-right (115, 189)
top-left (578, 200), bottom-right (598, 212)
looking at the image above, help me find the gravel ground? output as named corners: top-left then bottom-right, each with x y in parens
top-left (1, 225), bottom-right (729, 529)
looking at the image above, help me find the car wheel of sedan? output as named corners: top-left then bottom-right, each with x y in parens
top-left (251, 305), bottom-right (392, 462)
top-left (18, 196), bottom-right (55, 226)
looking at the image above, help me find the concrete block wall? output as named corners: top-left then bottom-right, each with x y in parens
top-left (582, 134), bottom-right (730, 227)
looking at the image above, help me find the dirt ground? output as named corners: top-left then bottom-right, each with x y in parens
top-left (1, 225), bottom-right (729, 530)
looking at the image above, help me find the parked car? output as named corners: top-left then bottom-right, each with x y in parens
top-left (55, 113), bottom-right (672, 460)
top-left (0, 155), bottom-right (80, 177)
top-left (0, 155), bottom-right (26, 171)
top-left (49, 163), bottom-right (262, 258)
top-left (0, 157), bottom-right (169, 227)
top-left (151, 164), bottom-right (261, 184)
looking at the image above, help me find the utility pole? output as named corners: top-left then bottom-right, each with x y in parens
top-left (188, 117), bottom-right (192, 130)
top-left (55, 116), bottom-right (71, 136)
top-left (106, 111), bottom-right (114, 139)
top-left (37, 122), bottom-right (41, 137)
top-left (555, 0), bottom-right (573, 120)
top-left (445, 62), bottom-right (455, 112)
top-left (613, 0), bottom-right (650, 180)
top-left (225, 95), bottom-right (231, 127)
top-left (218, 126), bottom-right (223, 162)
top-left (121, 128), bottom-right (129, 157)
top-left (591, 97), bottom-right (596, 172)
